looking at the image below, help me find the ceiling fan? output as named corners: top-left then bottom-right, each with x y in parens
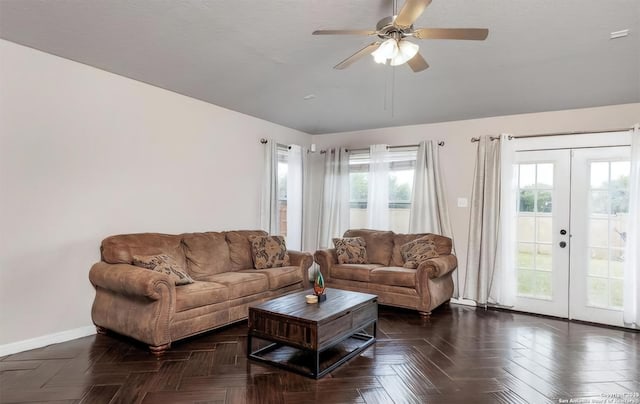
top-left (312, 0), bottom-right (488, 72)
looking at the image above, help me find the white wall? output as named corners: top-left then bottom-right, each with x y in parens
top-left (312, 103), bottom-right (640, 296)
top-left (0, 40), bottom-right (310, 348)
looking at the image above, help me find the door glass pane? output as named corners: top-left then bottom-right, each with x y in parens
top-left (587, 277), bottom-right (608, 307)
top-left (536, 217), bottom-right (552, 243)
top-left (537, 164), bottom-right (553, 187)
top-left (518, 216), bottom-right (535, 242)
top-left (519, 190), bottom-right (535, 212)
top-left (516, 161), bottom-right (555, 301)
top-left (536, 244), bottom-right (552, 271)
top-left (585, 160), bottom-right (630, 311)
top-left (519, 164), bottom-right (535, 187)
top-left (588, 247), bottom-right (609, 277)
top-left (590, 191), bottom-right (609, 214)
top-left (536, 191), bottom-right (552, 213)
top-left (590, 162), bottom-right (609, 188)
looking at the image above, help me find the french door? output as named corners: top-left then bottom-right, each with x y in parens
top-left (512, 146), bottom-right (631, 327)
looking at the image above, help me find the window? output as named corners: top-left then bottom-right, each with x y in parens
top-left (348, 148), bottom-right (417, 233)
top-left (276, 146), bottom-right (288, 238)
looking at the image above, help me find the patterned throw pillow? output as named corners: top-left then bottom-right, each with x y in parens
top-left (249, 235), bottom-right (291, 269)
top-left (132, 254), bottom-right (194, 285)
top-left (400, 236), bottom-right (439, 269)
top-left (333, 237), bottom-right (368, 265)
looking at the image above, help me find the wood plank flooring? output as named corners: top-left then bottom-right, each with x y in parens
top-left (1, 304), bottom-right (638, 403)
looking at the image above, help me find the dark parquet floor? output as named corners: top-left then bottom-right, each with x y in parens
top-left (1, 304), bottom-right (639, 404)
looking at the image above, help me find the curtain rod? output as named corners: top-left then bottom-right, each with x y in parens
top-left (346, 142), bottom-right (445, 153)
top-left (470, 126), bottom-right (633, 142)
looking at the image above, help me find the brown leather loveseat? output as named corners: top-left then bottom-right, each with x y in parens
top-left (314, 229), bottom-right (456, 316)
top-left (89, 230), bottom-right (312, 354)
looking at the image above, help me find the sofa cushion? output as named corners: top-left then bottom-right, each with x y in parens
top-left (239, 266), bottom-right (301, 290)
top-left (182, 232), bottom-right (231, 279)
top-left (333, 237), bottom-right (368, 264)
top-left (132, 254), bottom-right (194, 285)
top-left (175, 281), bottom-right (229, 312)
top-left (391, 233), bottom-right (429, 267)
top-left (249, 235), bottom-right (290, 269)
top-left (370, 267), bottom-right (417, 288)
top-left (225, 230), bottom-right (268, 270)
top-left (400, 236), bottom-right (439, 269)
top-left (344, 229), bottom-right (394, 266)
top-left (201, 272), bottom-right (269, 300)
top-left (102, 233), bottom-right (186, 268)
top-left (331, 264), bottom-right (382, 282)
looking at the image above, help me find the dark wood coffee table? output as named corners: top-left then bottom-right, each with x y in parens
top-left (247, 288), bottom-right (378, 378)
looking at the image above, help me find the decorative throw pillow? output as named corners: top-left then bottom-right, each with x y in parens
top-left (400, 236), bottom-right (439, 269)
top-left (132, 254), bottom-right (194, 285)
top-left (333, 237), bottom-right (368, 264)
top-left (249, 235), bottom-right (290, 269)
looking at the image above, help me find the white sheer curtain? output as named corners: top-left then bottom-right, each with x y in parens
top-left (318, 147), bottom-right (350, 248)
top-left (367, 144), bottom-right (390, 230)
top-left (491, 134), bottom-right (517, 306)
top-left (409, 140), bottom-right (453, 239)
top-left (286, 145), bottom-right (303, 250)
top-left (464, 135), bottom-right (516, 306)
top-left (259, 139), bottom-right (279, 234)
top-left (623, 124), bottom-right (640, 327)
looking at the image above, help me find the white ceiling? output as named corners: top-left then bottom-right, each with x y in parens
top-left (1, 0), bottom-right (639, 134)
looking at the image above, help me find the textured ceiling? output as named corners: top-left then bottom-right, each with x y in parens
top-left (1, 0), bottom-right (639, 134)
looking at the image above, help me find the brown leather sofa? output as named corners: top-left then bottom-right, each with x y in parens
top-left (314, 229), bottom-right (456, 316)
top-left (89, 230), bottom-right (312, 354)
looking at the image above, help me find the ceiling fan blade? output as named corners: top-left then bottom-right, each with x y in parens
top-left (313, 30), bottom-right (376, 36)
top-left (334, 42), bottom-right (381, 70)
top-left (394, 0), bottom-right (432, 29)
top-left (413, 28), bottom-right (489, 40)
top-left (406, 52), bottom-right (429, 72)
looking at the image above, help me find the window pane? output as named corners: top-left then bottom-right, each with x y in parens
top-left (349, 172), bottom-right (368, 206)
top-left (537, 164), bottom-right (553, 187)
top-left (610, 251), bottom-right (624, 279)
top-left (388, 169), bottom-right (413, 206)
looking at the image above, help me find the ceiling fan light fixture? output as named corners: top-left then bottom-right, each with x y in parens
top-left (371, 38), bottom-right (398, 64)
top-left (390, 40), bottom-right (419, 66)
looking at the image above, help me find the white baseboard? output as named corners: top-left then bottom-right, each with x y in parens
top-left (0, 325), bottom-right (96, 357)
top-left (451, 297), bottom-right (477, 307)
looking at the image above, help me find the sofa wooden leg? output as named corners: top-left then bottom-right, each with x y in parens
top-left (418, 311), bottom-right (431, 318)
top-left (95, 326), bottom-right (108, 335)
top-left (149, 343), bottom-right (171, 356)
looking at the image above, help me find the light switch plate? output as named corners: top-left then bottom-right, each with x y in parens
top-left (457, 198), bottom-right (468, 208)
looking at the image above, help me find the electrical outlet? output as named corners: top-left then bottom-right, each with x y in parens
top-left (457, 198), bottom-right (468, 208)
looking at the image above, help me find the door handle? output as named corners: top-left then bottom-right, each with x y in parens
top-left (559, 241), bottom-right (567, 248)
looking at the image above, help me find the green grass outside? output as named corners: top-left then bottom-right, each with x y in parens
top-left (517, 252), bottom-right (623, 309)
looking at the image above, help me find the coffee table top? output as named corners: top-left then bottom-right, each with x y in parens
top-left (249, 288), bottom-right (377, 323)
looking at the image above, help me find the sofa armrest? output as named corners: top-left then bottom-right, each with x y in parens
top-left (89, 261), bottom-right (175, 300)
top-left (417, 255), bottom-right (458, 279)
top-left (288, 250), bottom-right (313, 288)
top-left (314, 249), bottom-right (337, 281)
